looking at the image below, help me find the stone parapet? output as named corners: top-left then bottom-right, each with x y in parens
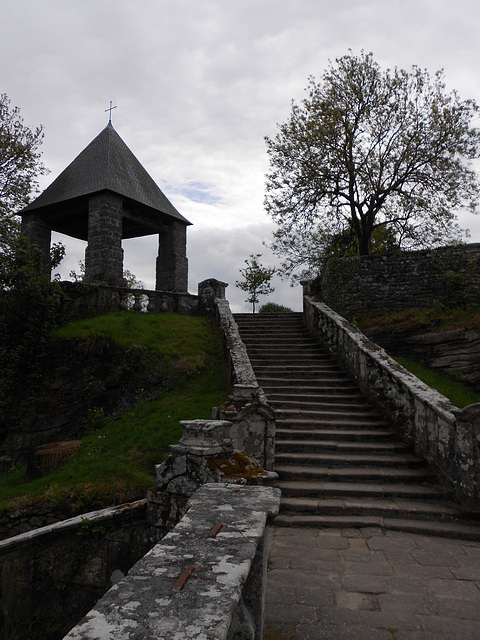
top-left (59, 282), bottom-right (199, 319)
top-left (304, 295), bottom-right (480, 509)
top-left (65, 484), bottom-right (280, 640)
top-left (215, 297), bottom-right (258, 391)
top-left (213, 295), bottom-right (276, 469)
top-left (0, 500), bottom-right (154, 640)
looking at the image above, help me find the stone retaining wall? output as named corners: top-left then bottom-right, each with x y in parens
top-left (65, 484), bottom-right (280, 640)
top-left (0, 500), bottom-right (154, 640)
top-left (314, 243), bottom-right (480, 319)
top-left (0, 502), bottom-right (72, 540)
top-left (0, 281), bottom-right (279, 639)
top-left (303, 295), bottom-right (480, 509)
top-left (363, 325), bottom-right (480, 393)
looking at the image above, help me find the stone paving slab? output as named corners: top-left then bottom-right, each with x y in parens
top-left (265, 526), bottom-right (480, 640)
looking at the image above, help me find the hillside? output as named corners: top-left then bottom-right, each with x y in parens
top-left (0, 312), bottom-right (229, 519)
top-left (358, 307), bottom-right (480, 402)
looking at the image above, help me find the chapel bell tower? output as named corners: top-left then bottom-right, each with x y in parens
top-left (20, 122), bottom-right (191, 292)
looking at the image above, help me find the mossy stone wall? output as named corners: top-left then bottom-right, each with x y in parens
top-left (317, 243), bottom-right (480, 320)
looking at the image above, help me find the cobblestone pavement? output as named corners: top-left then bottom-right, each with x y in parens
top-left (265, 526), bottom-right (480, 639)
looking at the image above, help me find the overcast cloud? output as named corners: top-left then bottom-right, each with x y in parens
top-left (3, 0), bottom-right (480, 311)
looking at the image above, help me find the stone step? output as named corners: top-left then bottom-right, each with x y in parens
top-left (239, 328), bottom-right (308, 336)
top-left (267, 392), bottom-right (366, 404)
top-left (261, 383), bottom-right (362, 395)
top-left (274, 407), bottom-right (384, 421)
top-left (234, 312), bottom-right (480, 539)
top-left (275, 451), bottom-right (422, 468)
top-left (279, 496), bottom-right (470, 522)
top-left (276, 480), bottom-right (444, 500)
top-left (257, 375), bottom-right (355, 385)
top-left (252, 365), bottom-right (342, 376)
top-left (275, 427), bottom-right (399, 442)
top-left (275, 417), bottom-right (391, 429)
top-left (272, 514), bottom-right (480, 541)
top-left (234, 312), bottom-right (303, 322)
top-left (275, 464), bottom-right (433, 483)
top-left (241, 331), bottom-right (318, 340)
top-left (275, 439), bottom-right (409, 453)
top-left (268, 394), bottom-right (368, 412)
top-left (251, 363), bottom-right (337, 373)
top-left (248, 353), bottom-right (333, 363)
top-left (241, 331), bottom-right (314, 339)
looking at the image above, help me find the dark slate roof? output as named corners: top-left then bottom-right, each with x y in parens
top-left (22, 123), bottom-right (190, 225)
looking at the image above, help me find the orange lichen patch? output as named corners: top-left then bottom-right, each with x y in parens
top-left (207, 451), bottom-right (268, 481)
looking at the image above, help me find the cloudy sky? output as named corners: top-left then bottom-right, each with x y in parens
top-left (3, 0), bottom-right (480, 311)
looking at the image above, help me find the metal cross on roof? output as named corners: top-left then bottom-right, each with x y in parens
top-left (105, 100), bottom-right (117, 123)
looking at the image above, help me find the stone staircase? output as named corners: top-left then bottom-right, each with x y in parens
top-left (234, 312), bottom-right (480, 539)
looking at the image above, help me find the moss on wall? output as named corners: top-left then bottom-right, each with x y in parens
top-left (317, 244), bottom-right (480, 320)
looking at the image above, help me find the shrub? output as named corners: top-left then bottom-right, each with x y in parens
top-left (259, 302), bottom-right (293, 314)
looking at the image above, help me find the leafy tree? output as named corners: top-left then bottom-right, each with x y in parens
top-left (235, 253), bottom-right (275, 313)
top-left (265, 52), bottom-right (480, 279)
top-left (70, 260), bottom-right (144, 289)
top-left (270, 223), bottom-right (401, 284)
top-left (0, 237), bottom-right (65, 428)
top-left (0, 93), bottom-right (48, 250)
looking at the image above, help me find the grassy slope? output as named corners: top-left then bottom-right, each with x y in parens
top-left (0, 312), bottom-right (229, 513)
top-left (393, 355), bottom-right (480, 408)
top-left (358, 307), bottom-right (480, 408)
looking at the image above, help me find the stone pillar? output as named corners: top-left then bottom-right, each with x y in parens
top-left (198, 278), bottom-right (228, 316)
top-left (156, 220), bottom-right (188, 292)
top-left (20, 213), bottom-right (52, 276)
top-left (452, 403), bottom-right (480, 508)
top-left (84, 193), bottom-right (124, 286)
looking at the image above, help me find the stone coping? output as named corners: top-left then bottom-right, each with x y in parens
top-left (0, 500), bottom-right (147, 552)
top-left (304, 296), bottom-right (480, 507)
top-left (64, 484), bottom-right (280, 640)
top-left (215, 298), bottom-right (258, 390)
top-left (305, 298), bottom-right (456, 420)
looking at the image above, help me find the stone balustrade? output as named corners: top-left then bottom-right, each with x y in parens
top-left (64, 484), bottom-right (280, 640)
top-left (60, 282), bottom-right (199, 319)
top-left (304, 295), bottom-right (480, 509)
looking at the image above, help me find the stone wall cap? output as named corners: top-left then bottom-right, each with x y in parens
top-left (64, 484), bottom-right (280, 640)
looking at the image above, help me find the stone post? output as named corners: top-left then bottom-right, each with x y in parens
top-left (20, 213), bottom-right (52, 276)
top-left (84, 192), bottom-right (124, 286)
top-left (198, 278), bottom-right (228, 316)
top-left (452, 403), bottom-right (480, 507)
top-left (156, 219), bottom-right (188, 292)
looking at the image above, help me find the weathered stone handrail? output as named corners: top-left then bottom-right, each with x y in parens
top-left (65, 483), bottom-right (281, 640)
top-left (212, 296), bottom-right (276, 470)
top-left (304, 295), bottom-right (480, 509)
top-left (215, 297), bottom-right (258, 398)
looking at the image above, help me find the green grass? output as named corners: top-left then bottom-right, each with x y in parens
top-left (393, 355), bottom-right (480, 408)
top-left (53, 311), bottom-right (215, 372)
top-left (0, 312), bottom-right (229, 513)
top-left (358, 306), bottom-right (480, 332)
